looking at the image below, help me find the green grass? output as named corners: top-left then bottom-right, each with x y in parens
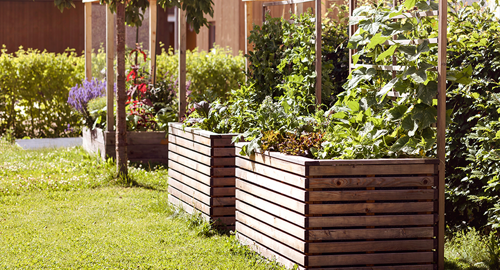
top-left (0, 142), bottom-right (284, 269)
top-left (1, 140), bottom-right (499, 269)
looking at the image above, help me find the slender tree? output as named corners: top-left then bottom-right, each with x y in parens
top-left (55, 0), bottom-right (214, 179)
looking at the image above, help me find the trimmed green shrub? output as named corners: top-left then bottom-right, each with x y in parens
top-left (156, 46), bottom-right (245, 102)
top-left (0, 46), bottom-right (85, 138)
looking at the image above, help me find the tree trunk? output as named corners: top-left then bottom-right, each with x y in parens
top-left (115, 1), bottom-right (128, 177)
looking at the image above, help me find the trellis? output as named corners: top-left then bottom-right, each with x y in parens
top-left (242, 0), bottom-right (323, 104)
top-left (348, 0), bottom-right (447, 268)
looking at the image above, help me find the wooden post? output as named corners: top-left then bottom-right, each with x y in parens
top-left (315, 0), bottom-right (322, 105)
top-left (178, 7), bottom-right (187, 119)
top-left (295, 3), bottom-right (303, 15)
top-left (106, 4), bottom-right (115, 132)
top-left (348, 0), bottom-right (356, 72)
top-left (84, 2), bottom-right (92, 81)
top-left (149, 0), bottom-right (157, 85)
top-left (245, 1), bottom-right (253, 71)
top-left (437, 0), bottom-right (447, 268)
top-left (116, 0), bottom-right (128, 176)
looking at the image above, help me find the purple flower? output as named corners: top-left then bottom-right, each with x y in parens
top-left (67, 78), bottom-right (106, 114)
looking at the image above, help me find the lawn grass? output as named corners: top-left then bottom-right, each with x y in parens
top-left (0, 142), bottom-right (284, 269)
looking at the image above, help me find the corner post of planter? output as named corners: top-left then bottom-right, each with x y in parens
top-left (178, 6), bottom-right (187, 119)
top-left (315, 0), bottom-right (322, 105)
top-left (348, 0), bottom-right (357, 73)
top-left (437, 0), bottom-right (447, 267)
top-left (106, 4), bottom-right (115, 132)
top-left (149, 0), bottom-right (157, 85)
top-left (244, 0), bottom-right (253, 72)
top-left (84, 1), bottom-right (92, 81)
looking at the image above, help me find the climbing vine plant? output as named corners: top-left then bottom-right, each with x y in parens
top-left (326, 0), bottom-right (471, 158)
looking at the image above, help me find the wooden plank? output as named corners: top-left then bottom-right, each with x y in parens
top-left (127, 131), bottom-right (167, 144)
top-left (212, 167), bottom-right (235, 177)
top-left (350, 10), bottom-right (438, 21)
top-left (437, 0), bottom-right (447, 268)
top-left (237, 211), bottom-right (306, 252)
top-left (308, 239), bottom-right (435, 253)
top-left (212, 177), bottom-right (236, 187)
top-left (236, 159), bottom-right (307, 188)
top-left (169, 126), bottom-right (212, 146)
top-left (212, 206), bottom-right (236, 216)
top-left (318, 266), bottom-right (434, 270)
top-left (236, 189), bottom-right (306, 227)
top-left (308, 164), bottom-right (436, 176)
top-left (169, 177), bottom-right (211, 205)
top-left (307, 227), bottom-right (434, 241)
top-left (237, 179), bottom-right (306, 214)
top-left (353, 64), bottom-right (437, 72)
top-left (169, 151), bottom-right (211, 176)
top-left (168, 134), bottom-right (210, 156)
top-left (236, 168), bottom-right (306, 201)
top-left (127, 145), bottom-right (169, 159)
top-left (106, 5), bottom-right (115, 132)
top-left (178, 7), bottom-right (186, 119)
top-left (168, 185), bottom-right (211, 215)
top-left (169, 123), bottom-right (238, 139)
top-left (237, 201), bottom-right (306, 240)
top-left (308, 201), bottom-right (435, 215)
top-left (169, 143), bottom-right (212, 166)
top-left (149, 0), bottom-right (157, 84)
top-left (237, 232), bottom-right (300, 270)
top-left (236, 222), bottom-right (306, 265)
top-left (308, 252), bottom-right (434, 267)
top-left (84, 2), bottom-right (92, 81)
top-left (212, 197), bottom-right (236, 207)
top-left (236, 145), bottom-right (309, 172)
top-left (308, 176), bottom-right (435, 189)
top-left (212, 187), bottom-right (236, 197)
top-left (308, 189), bottom-right (436, 202)
top-left (382, 38), bottom-right (438, 45)
top-left (168, 194), bottom-right (210, 221)
top-left (169, 160), bottom-right (212, 186)
top-left (315, 0), bottom-right (322, 105)
top-left (308, 214), bottom-right (435, 228)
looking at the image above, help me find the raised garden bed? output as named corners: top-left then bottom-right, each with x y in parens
top-left (82, 127), bottom-right (168, 164)
top-left (167, 123), bottom-right (237, 229)
top-left (235, 142), bottom-right (440, 269)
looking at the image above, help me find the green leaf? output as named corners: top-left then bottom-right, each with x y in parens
top-left (391, 136), bottom-right (410, 152)
top-left (402, 114), bottom-right (415, 131)
top-left (388, 105), bottom-right (408, 121)
top-left (411, 68), bottom-right (427, 84)
top-left (377, 78), bottom-right (398, 99)
top-left (412, 103), bottom-right (437, 129)
top-left (347, 101), bottom-right (360, 112)
top-left (367, 33), bottom-right (390, 50)
top-left (403, 0), bottom-right (417, 9)
top-left (376, 45), bottom-right (398, 62)
top-left (417, 81), bottom-right (438, 105)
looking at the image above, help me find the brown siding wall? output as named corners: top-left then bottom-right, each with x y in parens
top-left (0, 0), bottom-right (84, 54)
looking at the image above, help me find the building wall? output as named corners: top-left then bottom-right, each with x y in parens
top-left (0, 0), bottom-right (84, 54)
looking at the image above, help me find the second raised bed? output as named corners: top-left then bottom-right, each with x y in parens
top-left (167, 122), bottom-right (237, 229)
top-left (235, 142), bottom-right (440, 269)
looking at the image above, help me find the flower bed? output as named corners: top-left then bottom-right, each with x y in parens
top-left (82, 127), bottom-right (168, 164)
top-left (235, 142), bottom-right (439, 269)
top-left (167, 123), bottom-right (237, 228)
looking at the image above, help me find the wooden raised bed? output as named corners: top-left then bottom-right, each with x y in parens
top-left (82, 127), bottom-right (168, 164)
top-left (235, 142), bottom-right (440, 269)
top-left (167, 123), bottom-right (237, 229)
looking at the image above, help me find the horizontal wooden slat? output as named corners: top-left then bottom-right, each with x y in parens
top-left (383, 38), bottom-right (438, 45)
top-left (169, 143), bottom-right (211, 165)
top-left (168, 160), bottom-right (211, 186)
top-left (350, 10), bottom-right (438, 21)
top-left (168, 169), bottom-right (211, 194)
top-left (169, 151), bottom-right (211, 175)
top-left (237, 232), bottom-right (300, 270)
top-left (236, 168), bottom-right (306, 201)
top-left (237, 211), bottom-right (305, 252)
top-left (168, 185), bottom-right (210, 215)
top-left (237, 179), bottom-right (306, 214)
top-left (308, 239), bottom-right (435, 254)
top-left (308, 176), bottom-right (435, 188)
top-left (308, 251), bottom-right (435, 267)
top-left (317, 266), bottom-right (434, 270)
top-left (236, 158), bottom-right (307, 188)
top-left (169, 126), bottom-right (212, 146)
top-left (308, 201), bottom-right (435, 215)
top-left (261, 0), bottom-right (314, 6)
top-left (308, 189), bottom-right (436, 202)
top-left (212, 206), bottom-right (236, 216)
top-left (307, 227), bottom-right (434, 241)
top-left (236, 222), bottom-right (306, 265)
top-left (353, 64), bottom-right (438, 72)
top-left (168, 122), bottom-right (238, 139)
top-left (308, 163), bottom-right (436, 176)
top-left (169, 134), bottom-right (211, 156)
top-left (236, 201), bottom-right (306, 240)
top-left (212, 187), bottom-right (236, 196)
top-left (212, 197), bottom-right (236, 207)
top-left (169, 177), bottom-right (211, 205)
top-left (168, 194), bottom-right (210, 221)
top-left (308, 214), bottom-right (435, 228)
top-left (236, 147), bottom-right (308, 174)
top-left (236, 189), bottom-right (306, 227)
